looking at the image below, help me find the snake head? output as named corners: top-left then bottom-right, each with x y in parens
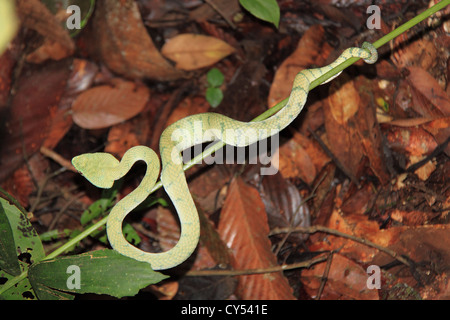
top-left (72, 153), bottom-right (119, 189)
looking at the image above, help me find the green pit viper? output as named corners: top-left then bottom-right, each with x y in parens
top-left (72, 42), bottom-right (377, 270)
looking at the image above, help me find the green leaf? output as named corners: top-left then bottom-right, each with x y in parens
top-left (0, 198), bottom-right (45, 265)
top-left (0, 271), bottom-right (37, 300)
top-left (39, 229), bottom-right (72, 242)
top-left (206, 87), bottom-right (224, 108)
top-left (80, 182), bottom-right (120, 225)
top-left (239, 0), bottom-right (280, 27)
top-left (0, 202), bottom-right (21, 276)
top-left (207, 68), bottom-right (225, 87)
top-left (28, 249), bottom-right (168, 299)
top-left (123, 223), bottom-right (141, 246)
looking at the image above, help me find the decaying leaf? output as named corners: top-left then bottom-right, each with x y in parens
top-left (161, 34), bottom-right (236, 71)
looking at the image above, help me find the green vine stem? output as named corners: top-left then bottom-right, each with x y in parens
top-left (46, 0), bottom-right (450, 262)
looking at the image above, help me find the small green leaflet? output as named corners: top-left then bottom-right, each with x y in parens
top-left (239, 0), bottom-right (280, 28)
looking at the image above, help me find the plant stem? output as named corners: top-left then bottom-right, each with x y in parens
top-left (50, 0), bottom-right (449, 260)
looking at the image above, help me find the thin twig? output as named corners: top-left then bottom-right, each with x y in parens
top-left (48, 192), bottom-right (84, 230)
top-left (269, 225), bottom-right (413, 268)
top-left (185, 254), bottom-right (328, 276)
top-left (40, 146), bottom-right (77, 172)
top-left (316, 251), bottom-right (335, 300)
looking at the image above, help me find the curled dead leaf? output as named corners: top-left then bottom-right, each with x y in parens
top-left (161, 34), bottom-right (235, 71)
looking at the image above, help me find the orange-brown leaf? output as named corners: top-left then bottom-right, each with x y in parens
top-left (267, 25), bottom-right (330, 108)
top-left (161, 34), bottom-right (235, 71)
top-left (406, 66), bottom-right (450, 116)
top-left (72, 79), bottom-right (150, 129)
top-left (218, 177), bottom-right (295, 299)
top-left (91, 0), bottom-right (185, 81)
top-left (301, 253), bottom-right (379, 300)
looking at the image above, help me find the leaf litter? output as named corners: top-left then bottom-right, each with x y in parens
top-left (0, 0), bottom-right (449, 300)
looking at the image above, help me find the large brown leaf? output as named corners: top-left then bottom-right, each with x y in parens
top-left (71, 78), bottom-right (150, 129)
top-left (267, 24), bottom-right (331, 108)
top-left (406, 66), bottom-right (450, 117)
top-left (218, 177), bottom-right (295, 299)
top-left (0, 59), bottom-right (72, 182)
top-left (91, 0), bottom-right (186, 81)
top-left (161, 34), bottom-right (235, 71)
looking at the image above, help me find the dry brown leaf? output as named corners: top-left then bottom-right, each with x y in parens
top-left (324, 73), bottom-right (364, 182)
top-left (0, 59), bottom-right (71, 182)
top-left (268, 25), bottom-right (329, 107)
top-left (383, 125), bottom-right (438, 156)
top-left (371, 224), bottom-right (450, 299)
top-left (105, 120), bottom-right (146, 158)
top-left (406, 66), bottom-right (450, 116)
top-left (276, 131), bottom-right (330, 184)
top-left (72, 79), bottom-right (150, 129)
top-left (218, 177), bottom-right (295, 300)
top-left (409, 154), bottom-right (436, 180)
top-left (301, 253), bottom-right (379, 300)
top-left (422, 117), bottom-right (450, 156)
top-left (161, 34), bottom-right (235, 71)
top-left (388, 117), bottom-right (437, 127)
top-left (389, 208), bottom-right (433, 226)
top-left (328, 76), bottom-right (360, 124)
top-left (355, 80), bottom-right (391, 185)
top-left (91, 0), bottom-right (185, 81)
top-left (309, 209), bottom-right (381, 264)
top-left (166, 96), bottom-right (211, 126)
top-left (16, 0), bottom-right (74, 63)
top-left (392, 36), bottom-right (437, 70)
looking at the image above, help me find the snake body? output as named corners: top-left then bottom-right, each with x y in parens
top-left (72, 42), bottom-right (377, 270)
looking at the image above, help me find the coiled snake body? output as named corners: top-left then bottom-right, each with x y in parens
top-left (72, 42), bottom-right (377, 270)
